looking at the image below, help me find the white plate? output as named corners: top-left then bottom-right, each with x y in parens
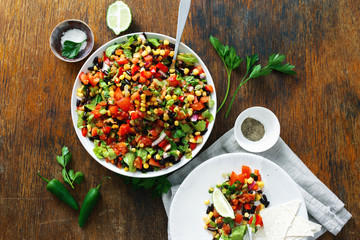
top-left (71, 32), bottom-right (217, 178)
top-left (169, 153), bottom-right (308, 240)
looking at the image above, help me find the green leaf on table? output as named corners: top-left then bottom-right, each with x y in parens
top-left (62, 40), bottom-right (86, 59)
top-left (248, 64), bottom-right (272, 79)
top-left (267, 53), bottom-right (296, 74)
top-left (73, 171), bottom-right (85, 184)
top-left (246, 54), bottom-right (259, 72)
top-left (62, 168), bottom-right (73, 188)
top-left (68, 169), bottom-right (75, 181)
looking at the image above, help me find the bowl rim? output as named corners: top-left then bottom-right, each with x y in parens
top-left (234, 106), bottom-right (280, 153)
top-left (71, 32), bottom-right (217, 178)
top-left (49, 19), bottom-right (94, 63)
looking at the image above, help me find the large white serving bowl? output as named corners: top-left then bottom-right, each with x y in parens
top-left (71, 32), bottom-right (217, 178)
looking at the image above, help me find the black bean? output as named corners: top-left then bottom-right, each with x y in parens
top-left (82, 111), bottom-right (87, 120)
top-left (124, 79), bottom-right (131, 85)
top-left (142, 32), bottom-right (147, 39)
top-left (217, 222), bottom-right (223, 229)
top-left (263, 194), bottom-right (268, 202)
top-left (103, 70), bottom-right (109, 76)
top-left (126, 70), bottom-right (131, 76)
top-left (207, 227), bottom-right (217, 232)
top-left (98, 61), bottom-right (103, 69)
top-left (168, 111), bottom-right (176, 119)
top-left (211, 216), bottom-right (215, 221)
top-left (113, 158), bottom-right (118, 166)
top-left (169, 42), bottom-right (175, 48)
top-left (76, 99), bottom-right (81, 107)
top-left (88, 66), bottom-right (94, 71)
top-left (144, 42), bottom-right (150, 46)
top-left (260, 198), bottom-right (266, 205)
top-left (242, 206), bottom-right (246, 214)
top-left (93, 56), bottom-right (98, 65)
top-left (201, 129), bottom-right (208, 135)
top-left (206, 90), bottom-right (211, 96)
top-left (257, 190), bottom-right (263, 194)
top-left (265, 201), bottom-right (270, 208)
top-left (206, 206), bottom-right (212, 214)
top-left (254, 175), bottom-right (258, 181)
top-left (243, 217), bottom-right (249, 221)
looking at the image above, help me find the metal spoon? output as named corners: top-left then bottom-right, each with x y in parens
top-left (171, 0), bottom-right (192, 69)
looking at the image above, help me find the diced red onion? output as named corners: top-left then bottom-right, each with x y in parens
top-left (139, 34), bottom-right (146, 42)
top-left (163, 143), bottom-right (171, 152)
top-left (249, 181), bottom-right (256, 190)
top-left (144, 61), bottom-right (152, 68)
top-left (158, 70), bottom-right (167, 78)
top-left (191, 114), bottom-right (198, 121)
top-left (151, 132), bottom-right (167, 147)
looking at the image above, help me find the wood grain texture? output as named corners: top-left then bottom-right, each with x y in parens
top-left (0, 0), bottom-right (359, 239)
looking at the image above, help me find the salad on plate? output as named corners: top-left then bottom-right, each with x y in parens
top-left (75, 34), bottom-right (214, 173)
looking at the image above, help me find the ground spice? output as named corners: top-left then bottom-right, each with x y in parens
top-left (241, 117), bottom-right (265, 141)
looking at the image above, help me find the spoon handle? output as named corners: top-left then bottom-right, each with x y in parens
top-left (172, 0), bottom-right (192, 64)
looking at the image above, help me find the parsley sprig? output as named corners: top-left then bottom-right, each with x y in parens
top-left (56, 146), bottom-right (84, 188)
top-left (62, 40), bottom-right (86, 59)
top-left (209, 36), bottom-right (296, 117)
top-left (225, 53), bottom-right (296, 118)
top-left (209, 36), bottom-right (242, 113)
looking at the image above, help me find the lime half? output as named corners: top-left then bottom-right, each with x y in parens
top-left (106, 1), bottom-right (132, 35)
top-left (212, 187), bottom-right (235, 219)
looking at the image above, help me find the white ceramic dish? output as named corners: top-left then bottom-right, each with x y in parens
top-left (169, 153), bottom-right (307, 240)
top-left (234, 106), bottom-right (280, 153)
top-left (71, 32), bottom-right (217, 178)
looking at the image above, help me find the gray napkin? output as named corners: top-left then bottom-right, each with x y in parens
top-left (162, 128), bottom-right (352, 239)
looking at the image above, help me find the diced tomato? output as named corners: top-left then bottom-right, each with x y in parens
top-left (234, 213), bottom-right (243, 224)
top-left (254, 169), bottom-right (261, 181)
top-left (158, 139), bottom-right (169, 149)
top-left (178, 96), bottom-right (185, 102)
top-left (116, 57), bottom-right (129, 65)
top-left (141, 71), bottom-right (153, 79)
top-left (102, 126), bottom-right (111, 134)
top-left (134, 156), bottom-right (143, 169)
top-left (110, 142), bottom-right (128, 156)
top-left (99, 134), bottom-right (107, 141)
top-left (252, 184), bottom-right (259, 190)
top-left (114, 87), bottom-right (123, 101)
top-left (194, 65), bottom-right (204, 75)
top-left (131, 72), bottom-right (140, 81)
top-left (95, 71), bottom-right (104, 79)
top-left (156, 62), bottom-right (168, 73)
top-left (118, 124), bottom-right (131, 136)
top-left (91, 109), bottom-right (102, 118)
top-left (149, 158), bottom-right (161, 167)
top-left (130, 111), bottom-right (140, 120)
top-left (200, 96), bottom-right (209, 103)
top-left (91, 127), bottom-right (98, 137)
top-left (255, 214), bottom-right (263, 226)
top-left (131, 65), bottom-right (140, 75)
top-left (109, 105), bottom-right (119, 115)
top-left (149, 65), bottom-right (157, 74)
top-left (139, 76), bottom-right (147, 83)
top-left (117, 67), bottom-right (124, 77)
top-left (191, 102), bottom-right (205, 111)
top-left (205, 85), bottom-right (214, 92)
top-left (213, 208), bottom-right (220, 218)
top-left (189, 142), bottom-right (197, 150)
top-left (248, 216), bottom-right (254, 224)
top-left (116, 97), bottom-right (131, 112)
top-left (79, 72), bottom-right (89, 85)
top-left (131, 91), bottom-right (140, 100)
top-left (230, 171), bottom-right (239, 186)
top-left (231, 198), bottom-right (239, 206)
top-left (131, 57), bottom-right (139, 64)
top-left (244, 203), bottom-right (251, 210)
top-left (222, 224), bottom-right (231, 235)
top-left (237, 173), bottom-right (245, 183)
top-left (144, 55), bottom-right (153, 62)
top-left (148, 129), bottom-right (160, 137)
top-left (81, 127), bottom-right (88, 137)
top-left (168, 75), bottom-right (179, 87)
top-left (89, 77), bottom-right (99, 87)
top-left (154, 72), bottom-right (162, 78)
top-left (139, 136), bottom-right (153, 147)
top-left (242, 165), bottom-right (251, 178)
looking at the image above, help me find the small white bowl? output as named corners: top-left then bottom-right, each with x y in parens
top-left (234, 106), bottom-right (280, 152)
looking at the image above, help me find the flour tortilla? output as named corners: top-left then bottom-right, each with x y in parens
top-left (259, 199), bottom-right (301, 240)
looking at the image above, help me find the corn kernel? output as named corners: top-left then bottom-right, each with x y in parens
top-left (139, 143), bottom-right (144, 148)
top-left (93, 66), bottom-right (98, 71)
top-left (154, 49), bottom-right (160, 55)
top-left (202, 91), bottom-right (207, 97)
top-left (174, 120), bottom-right (179, 126)
top-left (153, 109), bottom-right (159, 114)
top-left (172, 95), bottom-right (178, 101)
top-left (208, 212), bottom-right (213, 218)
top-left (169, 162), bottom-right (173, 167)
top-left (260, 204), bottom-right (265, 210)
top-left (183, 68), bottom-right (190, 75)
top-left (146, 46), bottom-right (151, 52)
top-left (164, 40), bottom-right (170, 45)
top-left (124, 73), bottom-right (132, 80)
top-left (140, 103), bottom-right (146, 107)
top-left (195, 131), bottom-right (201, 136)
top-left (247, 177), bottom-right (254, 185)
top-left (192, 68), bottom-right (199, 75)
top-left (109, 91), bottom-right (115, 97)
top-left (141, 93), bottom-right (146, 99)
top-left (257, 181), bottom-right (265, 188)
top-left (174, 107), bottom-right (179, 112)
top-left (195, 90), bottom-right (202, 96)
top-left (123, 167), bottom-right (129, 172)
top-left (119, 74), bottom-right (125, 80)
top-left (186, 94), bottom-right (195, 102)
top-left (147, 154), bottom-right (152, 159)
top-left (123, 64), bottom-right (130, 70)
top-left (155, 154), bottom-right (161, 160)
top-left (141, 50), bottom-right (149, 57)
top-left (160, 49), bottom-right (166, 56)
top-left (256, 194), bottom-right (262, 201)
top-left (209, 187), bottom-right (214, 192)
top-left (165, 95), bottom-right (172, 101)
top-left (112, 124), bottom-right (119, 129)
top-left (139, 61), bottom-right (145, 67)
top-left (163, 113), bottom-right (169, 121)
top-left (147, 111), bottom-right (152, 115)
top-left (120, 54), bottom-right (126, 58)
top-left (134, 99), bottom-right (140, 105)
top-left (140, 107), bottom-right (146, 112)
top-left (131, 148), bottom-right (136, 152)
top-left (107, 110), bottom-right (112, 116)
top-left (188, 108), bottom-right (193, 116)
top-left (77, 92), bottom-right (84, 97)
top-left (189, 138), bottom-right (196, 143)
top-left (154, 102), bottom-right (158, 106)
top-left (143, 163), bottom-right (149, 169)
top-left (169, 51), bottom-right (174, 57)
top-left (169, 68), bottom-right (175, 73)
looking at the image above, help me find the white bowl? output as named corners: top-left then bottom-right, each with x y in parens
top-left (234, 106), bottom-right (280, 152)
top-left (71, 32), bottom-right (217, 178)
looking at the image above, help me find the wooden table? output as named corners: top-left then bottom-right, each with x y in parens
top-left (1, 0), bottom-right (359, 239)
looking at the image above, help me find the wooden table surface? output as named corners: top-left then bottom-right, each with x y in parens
top-left (1, 0), bottom-right (359, 239)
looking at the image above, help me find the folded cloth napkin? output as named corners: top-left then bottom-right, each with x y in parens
top-left (163, 128), bottom-right (352, 239)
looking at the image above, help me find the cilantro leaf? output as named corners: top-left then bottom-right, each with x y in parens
top-left (62, 40), bottom-right (86, 59)
top-left (124, 176), bottom-right (172, 197)
top-left (267, 54), bottom-right (296, 74)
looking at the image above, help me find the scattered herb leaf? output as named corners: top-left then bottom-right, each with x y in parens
top-left (62, 40), bottom-right (86, 59)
